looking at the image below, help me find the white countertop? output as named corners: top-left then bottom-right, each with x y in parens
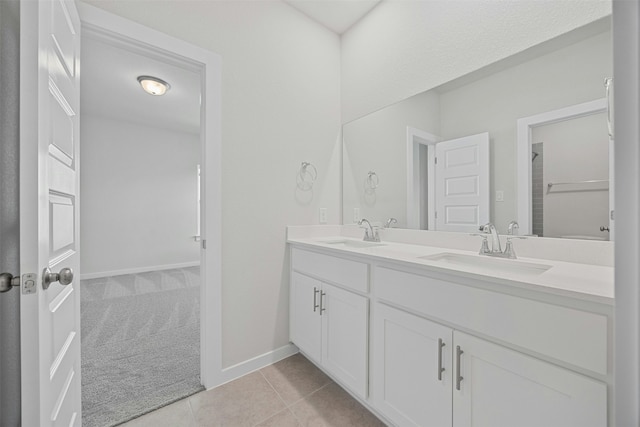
top-left (287, 235), bottom-right (614, 305)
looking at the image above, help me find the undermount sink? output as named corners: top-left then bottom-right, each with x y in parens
top-left (420, 252), bottom-right (552, 276)
top-left (314, 238), bottom-right (387, 248)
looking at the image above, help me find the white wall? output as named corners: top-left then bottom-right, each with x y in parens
top-left (343, 90), bottom-right (439, 228)
top-left (80, 0), bottom-right (342, 368)
top-left (80, 115), bottom-right (201, 276)
top-left (341, 0), bottom-right (612, 123)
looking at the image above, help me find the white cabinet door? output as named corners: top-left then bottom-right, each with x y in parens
top-left (373, 303), bottom-right (453, 427)
top-left (290, 272), bottom-right (322, 363)
top-left (20, 0), bottom-right (82, 425)
top-left (435, 132), bottom-right (489, 232)
top-left (321, 282), bottom-right (369, 399)
top-left (453, 331), bottom-right (607, 427)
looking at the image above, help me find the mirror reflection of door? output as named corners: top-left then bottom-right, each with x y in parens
top-left (407, 130), bottom-right (490, 232)
top-left (434, 132), bottom-right (490, 233)
top-left (531, 112), bottom-right (610, 240)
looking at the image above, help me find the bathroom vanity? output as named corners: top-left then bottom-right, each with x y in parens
top-left (287, 226), bottom-right (613, 427)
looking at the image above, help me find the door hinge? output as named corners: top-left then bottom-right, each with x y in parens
top-left (434, 157), bottom-right (438, 164)
top-left (435, 211), bottom-right (438, 219)
top-left (202, 239), bottom-right (207, 250)
top-left (610, 210), bottom-right (615, 220)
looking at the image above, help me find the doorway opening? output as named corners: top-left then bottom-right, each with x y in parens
top-left (516, 98), bottom-right (611, 239)
top-left (406, 128), bottom-right (490, 232)
top-left (80, 27), bottom-right (202, 427)
top-left (78, 6), bottom-right (222, 425)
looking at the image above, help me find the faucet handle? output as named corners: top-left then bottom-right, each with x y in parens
top-left (503, 239), bottom-right (516, 259)
top-left (470, 233), bottom-right (487, 240)
top-left (358, 218), bottom-right (371, 229)
top-left (470, 233), bottom-right (491, 254)
top-left (479, 223), bottom-right (493, 233)
top-left (503, 236), bottom-right (527, 259)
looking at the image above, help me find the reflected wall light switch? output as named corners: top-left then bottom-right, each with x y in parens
top-left (319, 208), bottom-right (327, 224)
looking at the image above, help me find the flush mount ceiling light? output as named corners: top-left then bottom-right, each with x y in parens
top-left (137, 75), bottom-right (171, 96)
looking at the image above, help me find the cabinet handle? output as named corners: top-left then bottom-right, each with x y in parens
top-left (456, 345), bottom-right (464, 391)
top-left (437, 338), bottom-right (445, 381)
top-left (313, 287), bottom-right (319, 312)
top-left (320, 291), bottom-right (326, 315)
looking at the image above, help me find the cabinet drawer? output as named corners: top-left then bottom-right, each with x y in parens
top-left (292, 248), bottom-right (368, 293)
top-left (375, 266), bottom-right (608, 375)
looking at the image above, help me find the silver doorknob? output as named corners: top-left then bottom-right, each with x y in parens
top-left (42, 267), bottom-right (74, 290)
top-left (0, 273), bottom-right (20, 293)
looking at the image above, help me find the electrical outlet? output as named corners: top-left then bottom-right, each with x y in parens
top-left (496, 190), bottom-right (504, 202)
top-left (319, 208), bottom-right (327, 224)
top-left (353, 207), bottom-right (360, 223)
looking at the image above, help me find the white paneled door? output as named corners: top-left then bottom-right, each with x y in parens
top-left (435, 133), bottom-right (490, 232)
top-left (20, 0), bottom-right (82, 425)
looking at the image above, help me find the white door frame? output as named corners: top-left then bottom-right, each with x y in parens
top-left (79, 4), bottom-right (223, 388)
top-left (406, 126), bottom-right (439, 229)
top-left (516, 98), bottom-right (608, 236)
top-left (613, 1), bottom-right (640, 424)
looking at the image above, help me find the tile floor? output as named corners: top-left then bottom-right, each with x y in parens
top-left (118, 353), bottom-right (387, 427)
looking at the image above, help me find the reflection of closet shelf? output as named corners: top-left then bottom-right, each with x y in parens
top-left (547, 180), bottom-right (609, 192)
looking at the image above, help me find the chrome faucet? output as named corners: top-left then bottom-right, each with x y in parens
top-left (507, 220), bottom-right (520, 235)
top-left (358, 218), bottom-right (380, 242)
top-left (471, 222), bottom-right (527, 259)
top-left (480, 223), bottom-right (502, 253)
top-left (385, 218), bottom-right (397, 228)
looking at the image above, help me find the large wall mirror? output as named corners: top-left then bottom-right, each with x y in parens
top-left (343, 18), bottom-right (613, 240)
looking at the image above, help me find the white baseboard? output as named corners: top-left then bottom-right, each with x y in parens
top-left (80, 261), bottom-right (201, 280)
top-left (208, 343), bottom-right (299, 390)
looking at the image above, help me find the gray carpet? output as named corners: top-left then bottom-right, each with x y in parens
top-left (81, 267), bottom-right (204, 427)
